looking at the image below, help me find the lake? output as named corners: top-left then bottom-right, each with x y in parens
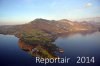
top-left (0, 31), bottom-right (100, 66)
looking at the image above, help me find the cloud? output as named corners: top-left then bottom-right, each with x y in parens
top-left (85, 3), bottom-right (92, 8)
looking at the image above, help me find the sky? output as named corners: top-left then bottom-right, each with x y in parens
top-left (0, 0), bottom-right (100, 25)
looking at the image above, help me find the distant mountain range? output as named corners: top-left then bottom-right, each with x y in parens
top-left (77, 17), bottom-right (100, 29)
top-left (0, 18), bottom-right (99, 36)
top-left (77, 17), bottom-right (100, 22)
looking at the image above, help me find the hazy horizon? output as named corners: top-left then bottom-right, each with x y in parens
top-left (0, 0), bottom-right (100, 25)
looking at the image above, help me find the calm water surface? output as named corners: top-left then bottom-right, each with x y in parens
top-left (0, 31), bottom-right (100, 66)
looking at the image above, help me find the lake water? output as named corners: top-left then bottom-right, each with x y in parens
top-left (0, 31), bottom-right (100, 66)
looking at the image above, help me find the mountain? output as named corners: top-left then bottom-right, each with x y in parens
top-left (0, 18), bottom-right (99, 36)
top-left (78, 17), bottom-right (100, 22)
top-left (77, 17), bottom-right (100, 30)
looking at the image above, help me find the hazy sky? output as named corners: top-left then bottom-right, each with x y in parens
top-left (0, 0), bottom-right (100, 25)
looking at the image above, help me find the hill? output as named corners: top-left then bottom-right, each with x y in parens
top-left (0, 18), bottom-right (98, 36)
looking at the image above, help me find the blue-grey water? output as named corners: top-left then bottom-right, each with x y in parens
top-left (0, 31), bottom-right (100, 66)
top-left (54, 31), bottom-right (100, 66)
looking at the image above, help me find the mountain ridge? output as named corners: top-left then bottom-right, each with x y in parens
top-left (0, 18), bottom-right (99, 36)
